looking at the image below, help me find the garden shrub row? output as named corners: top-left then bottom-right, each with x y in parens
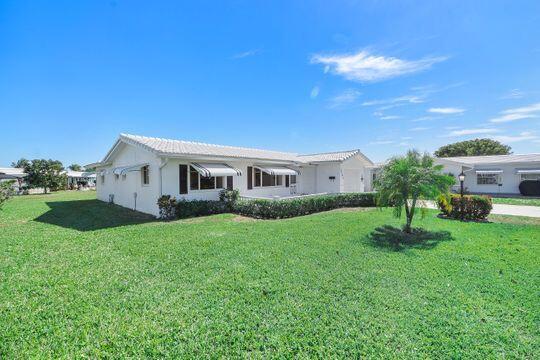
top-left (436, 194), bottom-right (492, 221)
top-left (157, 191), bottom-right (376, 220)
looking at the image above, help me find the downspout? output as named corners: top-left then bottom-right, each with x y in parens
top-left (159, 158), bottom-right (169, 196)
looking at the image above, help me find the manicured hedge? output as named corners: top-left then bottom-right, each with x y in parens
top-left (157, 192), bottom-right (376, 220)
top-left (437, 194), bottom-right (492, 221)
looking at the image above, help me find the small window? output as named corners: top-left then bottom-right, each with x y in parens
top-left (262, 172), bottom-right (274, 186)
top-left (200, 176), bottom-right (215, 190)
top-left (276, 175), bottom-right (283, 186)
top-left (216, 176), bottom-right (224, 189)
top-left (477, 173), bottom-right (498, 185)
top-left (101, 175), bottom-right (105, 184)
top-left (521, 174), bottom-right (540, 181)
top-left (254, 168), bottom-right (262, 187)
top-left (190, 166), bottom-right (199, 190)
top-left (142, 166), bottom-right (150, 185)
top-left (290, 175), bottom-right (297, 184)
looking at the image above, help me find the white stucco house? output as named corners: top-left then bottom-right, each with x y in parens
top-left (88, 134), bottom-right (375, 216)
top-left (435, 153), bottom-right (540, 195)
top-left (64, 170), bottom-right (97, 188)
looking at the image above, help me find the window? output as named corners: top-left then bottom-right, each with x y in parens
top-left (262, 172), bottom-right (275, 186)
top-left (254, 168), bottom-right (261, 187)
top-left (276, 175), bottom-right (283, 186)
top-left (521, 174), bottom-right (540, 181)
top-left (179, 165), bottom-right (188, 194)
top-left (141, 166), bottom-right (150, 185)
top-left (290, 175), bottom-right (297, 184)
top-left (477, 173), bottom-right (498, 185)
top-left (189, 165), bottom-right (224, 191)
top-left (252, 168), bottom-right (289, 187)
top-left (101, 174), bottom-right (105, 184)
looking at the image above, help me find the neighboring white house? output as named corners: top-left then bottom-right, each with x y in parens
top-left (64, 170), bottom-right (97, 188)
top-left (88, 134), bottom-right (375, 216)
top-left (0, 167), bottom-right (27, 193)
top-left (435, 153), bottom-right (540, 195)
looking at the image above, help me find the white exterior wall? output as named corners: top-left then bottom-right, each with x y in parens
top-left (314, 163), bottom-right (341, 193)
top-left (437, 160), bottom-right (540, 195)
top-left (298, 166), bottom-right (316, 194)
top-left (340, 155), bottom-right (371, 193)
top-left (96, 143), bottom-right (161, 216)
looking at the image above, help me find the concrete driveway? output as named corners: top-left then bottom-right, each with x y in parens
top-left (421, 201), bottom-right (540, 218)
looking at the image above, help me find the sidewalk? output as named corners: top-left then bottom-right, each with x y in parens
top-left (421, 201), bottom-right (540, 218)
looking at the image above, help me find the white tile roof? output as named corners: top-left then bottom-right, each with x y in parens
top-left (113, 134), bottom-right (372, 164)
top-left (297, 150), bottom-right (361, 163)
top-left (439, 153), bottom-right (540, 165)
top-left (0, 167), bottom-right (26, 176)
top-left (120, 134), bottom-right (299, 162)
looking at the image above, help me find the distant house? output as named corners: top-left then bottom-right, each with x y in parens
top-left (64, 170), bottom-right (97, 189)
top-left (88, 134), bottom-right (375, 216)
top-left (435, 154), bottom-right (540, 195)
top-left (0, 167), bottom-right (27, 193)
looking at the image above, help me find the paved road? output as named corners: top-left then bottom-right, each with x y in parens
top-left (421, 201), bottom-right (540, 218)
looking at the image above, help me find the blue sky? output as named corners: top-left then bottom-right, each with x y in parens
top-left (1, 0), bottom-right (539, 166)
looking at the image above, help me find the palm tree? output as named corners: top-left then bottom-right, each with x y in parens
top-left (375, 150), bottom-right (455, 233)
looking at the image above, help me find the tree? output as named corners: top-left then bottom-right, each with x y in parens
top-left (11, 158), bottom-right (30, 169)
top-left (0, 180), bottom-right (15, 210)
top-left (434, 138), bottom-right (511, 157)
top-left (22, 159), bottom-right (67, 194)
top-left (375, 150), bottom-right (455, 233)
top-left (68, 164), bottom-right (82, 171)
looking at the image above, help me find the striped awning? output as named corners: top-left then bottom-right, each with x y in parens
top-left (254, 165), bottom-right (300, 176)
top-left (191, 163), bottom-right (242, 177)
top-left (475, 169), bottom-right (503, 174)
top-left (112, 163), bottom-right (149, 176)
top-left (516, 169), bottom-right (540, 174)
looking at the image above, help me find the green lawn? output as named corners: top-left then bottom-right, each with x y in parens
top-left (0, 192), bottom-right (538, 358)
top-left (492, 197), bottom-right (540, 207)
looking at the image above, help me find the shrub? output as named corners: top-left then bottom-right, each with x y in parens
top-left (0, 180), bottom-right (15, 210)
top-left (233, 193), bottom-right (376, 219)
top-left (175, 199), bottom-right (227, 219)
top-left (157, 192), bottom-right (376, 220)
top-left (157, 195), bottom-right (177, 220)
top-left (437, 194), bottom-right (492, 221)
top-left (219, 189), bottom-right (240, 210)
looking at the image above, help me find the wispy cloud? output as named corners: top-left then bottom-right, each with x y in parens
top-left (491, 132), bottom-right (538, 143)
top-left (500, 88), bottom-right (525, 100)
top-left (446, 128), bottom-right (499, 137)
top-left (412, 116), bottom-right (437, 122)
top-left (379, 115), bottom-right (401, 120)
top-left (489, 102), bottom-right (540, 123)
top-left (231, 49), bottom-right (261, 59)
top-left (428, 107), bottom-right (465, 114)
top-left (369, 140), bottom-right (395, 145)
top-left (362, 94), bottom-right (425, 107)
top-left (410, 127), bottom-right (431, 131)
top-left (327, 89), bottom-right (361, 109)
top-left (311, 50), bottom-right (447, 82)
top-left (310, 86), bottom-right (320, 99)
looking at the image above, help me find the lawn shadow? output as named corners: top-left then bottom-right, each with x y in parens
top-left (34, 200), bottom-right (156, 231)
top-left (367, 225), bottom-right (453, 251)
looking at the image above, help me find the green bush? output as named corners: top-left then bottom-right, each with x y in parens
top-left (233, 193), bottom-right (376, 219)
top-left (437, 194), bottom-right (492, 221)
top-left (157, 195), bottom-right (177, 220)
top-left (157, 192), bottom-right (376, 220)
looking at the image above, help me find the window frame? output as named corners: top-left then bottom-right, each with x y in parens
top-left (141, 165), bottom-right (150, 186)
top-left (252, 168), bottom-right (289, 188)
top-left (476, 173), bottom-right (499, 185)
top-left (188, 165), bottom-right (225, 191)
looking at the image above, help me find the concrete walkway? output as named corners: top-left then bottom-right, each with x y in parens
top-left (421, 201), bottom-right (540, 218)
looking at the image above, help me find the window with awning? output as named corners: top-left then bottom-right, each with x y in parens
top-left (475, 169), bottom-right (502, 185)
top-left (112, 163), bottom-right (149, 176)
top-left (190, 163), bottom-right (242, 177)
top-left (254, 166), bottom-right (300, 176)
top-left (189, 163), bottom-right (240, 191)
top-left (516, 169), bottom-right (540, 181)
top-left (250, 165), bottom-right (300, 188)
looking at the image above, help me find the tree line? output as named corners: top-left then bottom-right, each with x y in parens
top-left (11, 159), bottom-right (86, 194)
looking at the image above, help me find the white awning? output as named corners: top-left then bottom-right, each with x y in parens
top-left (98, 169), bottom-right (107, 176)
top-left (475, 169), bottom-right (503, 174)
top-left (112, 163), bottom-right (149, 176)
top-left (191, 163), bottom-right (242, 177)
top-left (254, 165), bottom-right (300, 176)
top-left (516, 169), bottom-right (540, 174)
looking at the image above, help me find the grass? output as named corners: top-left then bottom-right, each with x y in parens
top-left (492, 197), bottom-right (540, 207)
top-left (0, 192), bottom-right (538, 358)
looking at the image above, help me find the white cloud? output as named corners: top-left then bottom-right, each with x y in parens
top-left (410, 127), bottom-right (430, 131)
top-left (369, 140), bottom-right (395, 145)
top-left (362, 94), bottom-right (425, 107)
top-left (491, 132), bottom-right (538, 143)
top-left (447, 128), bottom-right (499, 137)
top-left (380, 115), bottom-right (401, 120)
top-left (327, 89), bottom-right (361, 109)
top-left (500, 89), bottom-right (525, 100)
top-left (310, 86), bottom-right (320, 99)
top-left (489, 113), bottom-right (537, 123)
top-left (489, 102), bottom-right (540, 123)
top-left (311, 50), bottom-right (447, 82)
top-left (501, 102), bottom-right (540, 114)
top-left (401, 136), bottom-right (413, 140)
top-left (231, 49), bottom-right (261, 59)
top-left (428, 107), bottom-right (465, 114)
top-left (412, 116), bottom-right (437, 122)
